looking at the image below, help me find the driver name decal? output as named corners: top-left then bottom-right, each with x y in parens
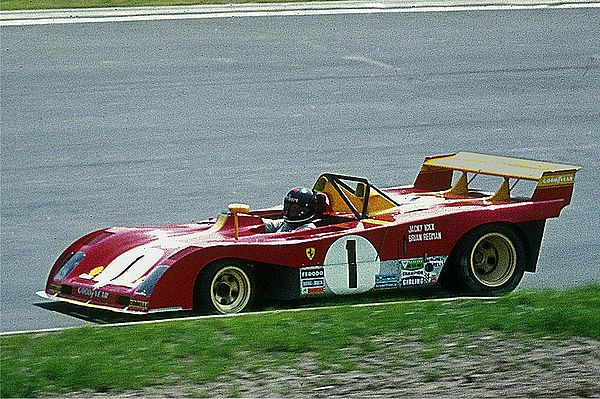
top-left (408, 223), bottom-right (442, 242)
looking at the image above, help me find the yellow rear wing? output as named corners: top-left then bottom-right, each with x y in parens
top-left (414, 152), bottom-right (581, 203)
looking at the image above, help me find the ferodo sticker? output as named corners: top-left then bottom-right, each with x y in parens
top-left (537, 173), bottom-right (576, 188)
top-left (300, 266), bottom-right (325, 295)
top-left (323, 235), bottom-right (380, 295)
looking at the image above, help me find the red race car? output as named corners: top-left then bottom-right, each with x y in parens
top-left (38, 152), bottom-right (580, 315)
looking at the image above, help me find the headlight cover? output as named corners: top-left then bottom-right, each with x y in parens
top-left (54, 251), bottom-right (85, 280)
top-left (134, 265), bottom-right (169, 296)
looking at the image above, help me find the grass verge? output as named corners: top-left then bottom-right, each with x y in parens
top-left (1, 284), bottom-right (599, 397)
top-left (1, 0), bottom-right (322, 12)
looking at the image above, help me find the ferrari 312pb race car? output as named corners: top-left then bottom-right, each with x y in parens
top-left (38, 152), bottom-right (580, 315)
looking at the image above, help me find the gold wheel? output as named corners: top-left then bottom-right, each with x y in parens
top-left (210, 266), bottom-right (252, 314)
top-left (470, 233), bottom-right (517, 287)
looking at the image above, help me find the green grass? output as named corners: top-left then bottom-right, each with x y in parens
top-left (1, 284), bottom-right (599, 397)
top-left (0, 0), bottom-right (324, 11)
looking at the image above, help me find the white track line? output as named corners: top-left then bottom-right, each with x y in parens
top-left (1, 2), bottom-right (598, 26)
top-left (1, 296), bottom-right (496, 336)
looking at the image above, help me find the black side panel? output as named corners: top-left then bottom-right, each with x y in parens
top-left (516, 220), bottom-right (546, 272)
top-left (255, 264), bottom-right (300, 300)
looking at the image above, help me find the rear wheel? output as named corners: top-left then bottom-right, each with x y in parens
top-left (450, 225), bottom-right (527, 295)
top-left (197, 260), bottom-right (255, 314)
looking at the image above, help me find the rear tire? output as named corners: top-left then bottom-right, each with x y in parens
top-left (449, 224), bottom-right (527, 296)
top-left (196, 260), bottom-right (255, 314)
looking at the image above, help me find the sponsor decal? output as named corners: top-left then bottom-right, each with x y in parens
top-left (302, 279), bottom-right (325, 288)
top-left (306, 247), bottom-right (316, 261)
top-left (424, 256), bottom-right (446, 271)
top-left (537, 173), bottom-right (576, 188)
top-left (76, 286), bottom-right (109, 300)
top-left (300, 266), bottom-right (326, 295)
top-left (285, 194), bottom-right (300, 203)
top-left (402, 270), bottom-right (424, 277)
top-left (372, 256), bottom-right (447, 289)
top-left (375, 274), bottom-right (399, 289)
top-left (402, 258), bottom-right (424, 271)
top-left (408, 223), bottom-right (442, 243)
top-left (397, 255), bottom-right (447, 287)
top-left (128, 299), bottom-right (149, 310)
top-left (401, 276), bottom-right (424, 286)
top-left (300, 267), bottom-right (324, 279)
top-left (403, 273), bottom-right (437, 285)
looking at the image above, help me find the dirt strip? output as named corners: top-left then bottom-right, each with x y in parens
top-left (69, 334), bottom-right (600, 398)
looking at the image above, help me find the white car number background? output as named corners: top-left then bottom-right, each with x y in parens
top-left (323, 235), bottom-right (381, 295)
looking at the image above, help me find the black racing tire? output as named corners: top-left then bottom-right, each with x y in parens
top-left (448, 224), bottom-right (527, 296)
top-left (196, 260), bottom-right (256, 314)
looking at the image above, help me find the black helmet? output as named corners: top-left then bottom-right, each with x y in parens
top-left (283, 187), bottom-right (318, 223)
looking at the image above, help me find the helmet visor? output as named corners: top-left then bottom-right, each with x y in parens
top-left (283, 202), bottom-right (307, 221)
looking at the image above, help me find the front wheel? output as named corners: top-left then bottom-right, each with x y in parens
top-left (451, 225), bottom-right (527, 295)
top-left (196, 260), bottom-right (255, 314)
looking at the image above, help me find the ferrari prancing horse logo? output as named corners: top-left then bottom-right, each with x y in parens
top-left (306, 247), bottom-right (316, 261)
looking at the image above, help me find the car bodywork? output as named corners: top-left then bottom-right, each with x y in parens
top-left (38, 152), bottom-right (580, 314)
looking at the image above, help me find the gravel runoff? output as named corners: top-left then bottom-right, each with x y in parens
top-left (68, 334), bottom-right (600, 398)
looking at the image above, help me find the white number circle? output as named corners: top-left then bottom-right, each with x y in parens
top-left (323, 235), bottom-right (380, 295)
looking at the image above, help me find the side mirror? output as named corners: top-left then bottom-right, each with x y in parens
top-left (228, 203), bottom-right (250, 214)
top-left (228, 204), bottom-right (250, 240)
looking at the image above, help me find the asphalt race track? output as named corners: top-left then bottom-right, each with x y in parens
top-left (1, 5), bottom-right (599, 332)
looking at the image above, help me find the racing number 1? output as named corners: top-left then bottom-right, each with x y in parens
top-left (346, 239), bottom-right (358, 289)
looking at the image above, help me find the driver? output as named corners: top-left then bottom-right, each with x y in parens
top-left (264, 187), bottom-right (318, 233)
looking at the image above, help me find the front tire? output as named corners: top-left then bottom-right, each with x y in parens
top-left (197, 260), bottom-right (255, 314)
top-left (451, 225), bottom-right (527, 295)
